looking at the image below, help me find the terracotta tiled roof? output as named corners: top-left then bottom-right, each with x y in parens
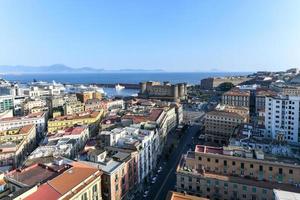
top-left (166, 191), bottom-right (208, 200)
top-left (24, 183), bottom-right (61, 200)
top-left (48, 166), bottom-right (99, 195)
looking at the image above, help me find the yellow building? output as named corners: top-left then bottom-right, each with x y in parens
top-left (0, 124), bottom-right (36, 167)
top-left (48, 110), bottom-right (104, 132)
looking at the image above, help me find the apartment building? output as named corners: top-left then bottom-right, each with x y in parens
top-left (22, 98), bottom-right (46, 115)
top-left (204, 110), bottom-right (246, 144)
top-left (6, 160), bottom-right (102, 200)
top-left (282, 86), bottom-right (300, 96)
top-left (85, 98), bottom-right (102, 111)
top-left (99, 126), bottom-right (159, 183)
top-left (0, 95), bottom-right (14, 113)
top-left (0, 124), bottom-right (36, 168)
top-left (0, 112), bottom-right (46, 136)
top-left (265, 95), bottom-right (300, 143)
top-left (76, 90), bottom-right (102, 103)
top-left (216, 105), bottom-right (250, 122)
top-left (48, 110), bottom-right (104, 132)
top-left (100, 99), bottom-right (125, 111)
top-left (176, 145), bottom-right (300, 200)
top-left (81, 149), bottom-right (138, 200)
top-left (29, 126), bottom-right (89, 159)
top-left (64, 100), bottom-right (85, 115)
top-left (222, 89), bottom-right (250, 107)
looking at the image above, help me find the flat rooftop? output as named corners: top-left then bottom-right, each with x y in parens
top-left (7, 163), bottom-right (70, 186)
top-left (178, 157), bottom-right (300, 193)
top-left (0, 112), bottom-right (45, 122)
top-left (206, 110), bottom-right (244, 119)
top-left (49, 111), bottom-right (99, 121)
top-left (194, 145), bottom-right (300, 166)
top-left (47, 126), bottom-right (87, 138)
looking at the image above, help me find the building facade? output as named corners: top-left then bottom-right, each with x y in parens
top-left (265, 95), bottom-right (300, 143)
top-left (176, 145), bottom-right (300, 200)
top-left (139, 81), bottom-right (187, 101)
top-left (204, 111), bottom-right (246, 144)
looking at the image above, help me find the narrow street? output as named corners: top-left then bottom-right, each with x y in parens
top-left (137, 124), bottom-right (201, 200)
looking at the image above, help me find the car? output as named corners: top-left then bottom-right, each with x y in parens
top-left (157, 166), bottom-right (163, 173)
top-left (151, 176), bottom-right (157, 184)
top-left (143, 190), bottom-right (149, 197)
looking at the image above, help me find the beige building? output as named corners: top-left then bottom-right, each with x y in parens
top-left (0, 124), bottom-right (36, 168)
top-left (64, 100), bottom-right (85, 115)
top-left (77, 91), bottom-right (102, 103)
top-left (222, 88), bottom-right (250, 107)
top-left (200, 77), bottom-right (250, 90)
top-left (176, 145), bottom-right (300, 200)
top-left (204, 111), bottom-right (246, 144)
top-left (282, 86), bottom-right (300, 96)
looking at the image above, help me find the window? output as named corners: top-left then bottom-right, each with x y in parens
top-left (241, 163), bottom-right (244, 169)
top-left (81, 193), bottom-right (88, 200)
top-left (259, 165), bottom-right (263, 171)
top-left (92, 184), bottom-right (98, 200)
top-left (232, 161), bottom-right (236, 166)
top-left (250, 164), bottom-right (253, 168)
top-left (262, 189), bottom-right (267, 194)
top-left (224, 160), bottom-right (227, 166)
top-left (269, 167), bottom-right (272, 171)
top-left (242, 186), bottom-right (247, 191)
top-left (279, 168), bottom-right (283, 174)
top-left (252, 187), bottom-right (256, 193)
top-left (198, 156), bottom-right (202, 161)
top-left (207, 158), bottom-right (210, 162)
top-left (215, 159), bottom-right (219, 163)
top-left (289, 169), bottom-right (293, 174)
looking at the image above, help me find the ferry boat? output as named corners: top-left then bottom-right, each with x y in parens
top-left (115, 84), bottom-right (125, 90)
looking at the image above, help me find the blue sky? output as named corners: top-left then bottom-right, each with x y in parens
top-left (0, 0), bottom-right (300, 72)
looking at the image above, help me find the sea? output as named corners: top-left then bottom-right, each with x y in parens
top-left (1, 72), bottom-right (250, 97)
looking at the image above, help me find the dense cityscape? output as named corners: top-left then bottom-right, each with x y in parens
top-left (0, 68), bottom-right (298, 200)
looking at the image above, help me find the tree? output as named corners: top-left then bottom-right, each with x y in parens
top-left (217, 82), bottom-right (234, 91)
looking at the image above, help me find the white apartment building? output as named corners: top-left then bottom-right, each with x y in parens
top-left (265, 95), bottom-right (300, 143)
top-left (99, 126), bottom-right (159, 183)
top-left (0, 112), bottom-right (47, 137)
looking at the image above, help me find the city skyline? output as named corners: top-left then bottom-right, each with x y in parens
top-left (1, 0), bottom-right (300, 72)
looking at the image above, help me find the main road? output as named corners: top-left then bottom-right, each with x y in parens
top-left (144, 124), bottom-right (201, 200)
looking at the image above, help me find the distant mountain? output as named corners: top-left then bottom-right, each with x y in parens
top-left (0, 64), bottom-right (164, 74)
